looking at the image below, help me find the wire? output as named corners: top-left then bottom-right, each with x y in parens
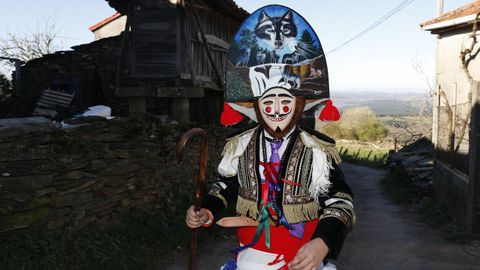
top-left (326, 0), bottom-right (417, 55)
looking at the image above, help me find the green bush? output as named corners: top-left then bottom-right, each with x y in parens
top-left (356, 122), bottom-right (388, 141)
top-left (322, 122), bottom-right (358, 140)
top-left (321, 107), bottom-right (388, 142)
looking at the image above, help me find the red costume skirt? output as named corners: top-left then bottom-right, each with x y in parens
top-left (237, 219), bottom-right (319, 265)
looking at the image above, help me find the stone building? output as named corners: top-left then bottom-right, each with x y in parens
top-left (89, 12), bottom-right (127, 41)
top-left (14, 0), bottom-right (249, 124)
top-left (107, 0), bottom-right (248, 123)
top-left (421, 1), bottom-right (480, 235)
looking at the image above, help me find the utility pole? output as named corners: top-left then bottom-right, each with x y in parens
top-left (437, 0), bottom-right (444, 16)
top-left (433, 0), bottom-right (444, 146)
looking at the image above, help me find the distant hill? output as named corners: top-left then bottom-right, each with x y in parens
top-left (331, 90), bottom-right (432, 116)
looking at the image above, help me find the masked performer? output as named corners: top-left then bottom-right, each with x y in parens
top-left (186, 5), bottom-right (354, 270)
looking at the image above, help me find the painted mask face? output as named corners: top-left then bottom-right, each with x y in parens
top-left (258, 87), bottom-right (296, 134)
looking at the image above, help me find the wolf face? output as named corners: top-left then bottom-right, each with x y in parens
top-left (255, 10), bottom-right (297, 50)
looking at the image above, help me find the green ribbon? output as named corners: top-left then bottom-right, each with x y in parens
top-left (264, 210), bottom-right (270, 249)
top-left (230, 203), bottom-right (273, 254)
top-left (254, 203), bottom-right (272, 249)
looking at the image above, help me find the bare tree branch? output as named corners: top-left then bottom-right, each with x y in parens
top-left (0, 17), bottom-right (64, 68)
top-left (454, 12), bottom-right (480, 152)
top-left (439, 90), bottom-right (454, 151)
top-left (412, 54), bottom-right (435, 97)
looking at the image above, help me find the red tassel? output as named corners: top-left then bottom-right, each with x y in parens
top-left (220, 103), bottom-right (243, 126)
top-left (319, 99), bottom-right (341, 121)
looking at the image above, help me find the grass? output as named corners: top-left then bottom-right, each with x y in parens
top-left (0, 181), bottom-right (196, 270)
top-left (417, 198), bottom-right (467, 241)
top-left (337, 143), bottom-right (389, 168)
top-left (381, 169), bottom-right (466, 242)
top-left (380, 170), bottom-right (411, 204)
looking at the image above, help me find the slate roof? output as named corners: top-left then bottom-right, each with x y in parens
top-left (105, 0), bottom-right (249, 20)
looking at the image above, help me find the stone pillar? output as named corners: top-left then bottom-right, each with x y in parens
top-left (129, 97), bottom-right (146, 114)
top-left (171, 97), bottom-right (190, 122)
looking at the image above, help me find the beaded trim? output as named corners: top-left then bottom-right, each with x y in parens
top-left (320, 208), bottom-right (353, 230)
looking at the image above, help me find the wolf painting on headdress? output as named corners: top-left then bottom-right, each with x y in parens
top-left (255, 10), bottom-right (297, 62)
top-left (225, 5), bottom-right (330, 104)
top-left (252, 8), bottom-right (321, 64)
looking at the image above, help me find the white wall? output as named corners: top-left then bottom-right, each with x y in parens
top-left (93, 15), bottom-right (127, 41)
top-left (434, 27), bottom-right (479, 155)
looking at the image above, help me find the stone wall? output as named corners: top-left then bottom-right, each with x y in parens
top-left (433, 105), bottom-right (480, 235)
top-left (13, 34), bottom-right (222, 125)
top-left (0, 115), bottom-right (226, 233)
top-left (433, 161), bottom-right (469, 230)
top-left (15, 36), bottom-right (128, 117)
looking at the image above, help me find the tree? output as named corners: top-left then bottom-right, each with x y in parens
top-left (298, 30), bottom-right (321, 60)
top-left (0, 73), bottom-right (12, 116)
top-left (0, 17), bottom-right (64, 116)
top-left (411, 54), bottom-right (434, 118)
top-left (382, 55), bottom-right (436, 147)
top-left (0, 73), bottom-right (11, 100)
top-left (0, 18), bottom-right (64, 71)
top-left (238, 28), bottom-right (255, 49)
top-left (300, 30), bottom-right (314, 45)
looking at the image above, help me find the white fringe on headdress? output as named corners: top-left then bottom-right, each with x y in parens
top-left (218, 128), bottom-right (256, 177)
top-left (300, 131), bottom-right (342, 203)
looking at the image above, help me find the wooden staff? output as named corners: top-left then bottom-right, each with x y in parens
top-left (176, 128), bottom-right (208, 270)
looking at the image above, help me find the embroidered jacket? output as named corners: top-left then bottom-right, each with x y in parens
top-left (202, 125), bottom-right (355, 259)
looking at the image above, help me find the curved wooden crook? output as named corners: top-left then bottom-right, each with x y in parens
top-left (176, 128), bottom-right (208, 270)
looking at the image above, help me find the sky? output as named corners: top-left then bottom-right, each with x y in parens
top-left (0, 0), bottom-right (474, 93)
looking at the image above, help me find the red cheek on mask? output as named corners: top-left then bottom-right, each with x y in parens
top-left (283, 106), bottom-right (290, 113)
top-left (265, 106), bottom-right (272, 113)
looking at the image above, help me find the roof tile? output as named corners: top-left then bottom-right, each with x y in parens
top-left (421, 1), bottom-right (480, 27)
top-left (89, 12), bottom-right (122, 32)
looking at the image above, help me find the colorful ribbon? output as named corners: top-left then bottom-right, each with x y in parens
top-left (231, 161), bottom-right (306, 254)
top-left (231, 203), bottom-right (271, 253)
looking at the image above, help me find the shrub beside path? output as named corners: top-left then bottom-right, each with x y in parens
top-left (164, 163), bottom-right (480, 270)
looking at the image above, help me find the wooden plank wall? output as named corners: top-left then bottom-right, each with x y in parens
top-left (129, 2), bottom-right (243, 84)
top-left (131, 8), bottom-right (179, 78)
top-left (183, 4), bottom-right (241, 83)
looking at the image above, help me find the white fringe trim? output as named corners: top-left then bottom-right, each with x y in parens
top-left (310, 148), bottom-right (333, 202)
top-left (299, 131), bottom-right (341, 202)
top-left (218, 128), bottom-right (256, 177)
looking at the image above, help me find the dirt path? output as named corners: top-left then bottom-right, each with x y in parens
top-left (165, 162), bottom-right (480, 270)
top-left (337, 163), bottom-right (480, 270)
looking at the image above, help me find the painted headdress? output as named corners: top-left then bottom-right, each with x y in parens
top-left (220, 5), bottom-right (340, 126)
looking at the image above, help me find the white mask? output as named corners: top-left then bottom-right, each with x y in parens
top-left (258, 87), bottom-right (296, 134)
